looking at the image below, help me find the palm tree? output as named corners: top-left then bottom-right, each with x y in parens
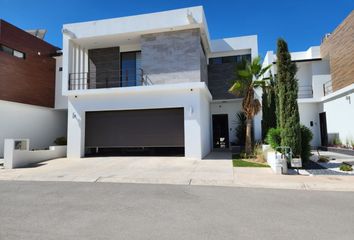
top-left (229, 56), bottom-right (272, 154)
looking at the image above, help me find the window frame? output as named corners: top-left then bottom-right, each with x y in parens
top-left (0, 44), bottom-right (26, 59)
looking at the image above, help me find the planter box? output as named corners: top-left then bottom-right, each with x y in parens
top-left (263, 145), bottom-right (287, 174)
top-left (4, 139), bottom-right (67, 169)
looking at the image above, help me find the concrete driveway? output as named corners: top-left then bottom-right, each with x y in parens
top-left (2, 152), bottom-right (354, 191)
top-left (0, 152), bottom-right (234, 185)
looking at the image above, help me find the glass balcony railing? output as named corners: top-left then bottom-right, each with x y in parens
top-left (68, 68), bottom-right (151, 90)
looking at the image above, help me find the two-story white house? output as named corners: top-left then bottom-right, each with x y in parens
top-left (60, 6), bottom-right (258, 159)
top-left (263, 46), bottom-right (331, 147)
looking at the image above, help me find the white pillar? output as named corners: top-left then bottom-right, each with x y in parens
top-left (67, 100), bottom-right (85, 158)
top-left (184, 91), bottom-right (204, 159)
top-left (62, 35), bottom-right (72, 94)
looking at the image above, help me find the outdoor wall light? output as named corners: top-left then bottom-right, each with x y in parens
top-left (189, 106), bottom-right (193, 116)
top-left (72, 113), bottom-right (77, 119)
top-left (346, 95), bottom-right (351, 104)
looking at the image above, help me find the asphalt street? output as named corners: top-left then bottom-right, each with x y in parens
top-left (0, 181), bottom-right (353, 240)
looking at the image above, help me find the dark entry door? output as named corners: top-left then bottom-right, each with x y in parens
top-left (212, 114), bottom-right (229, 149)
top-left (319, 112), bottom-right (328, 146)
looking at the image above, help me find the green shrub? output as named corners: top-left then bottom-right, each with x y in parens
top-left (54, 137), bottom-right (67, 146)
top-left (318, 156), bottom-right (330, 163)
top-left (300, 125), bottom-right (313, 163)
top-left (339, 164), bottom-right (353, 172)
top-left (333, 137), bottom-right (342, 146)
top-left (266, 128), bottom-right (282, 150)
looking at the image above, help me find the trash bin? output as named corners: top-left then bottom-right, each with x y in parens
top-left (275, 152), bottom-right (288, 174)
top-left (275, 146), bottom-right (293, 174)
top-left (280, 156), bottom-right (288, 174)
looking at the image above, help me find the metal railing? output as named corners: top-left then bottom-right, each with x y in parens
top-left (68, 68), bottom-right (150, 90)
top-left (323, 80), bottom-right (333, 96)
top-left (298, 85), bottom-right (313, 99)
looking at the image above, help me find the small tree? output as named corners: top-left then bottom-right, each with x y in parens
top-left (235, 112), bottom-right (247, 145)
top-left (261, 73), bottom-right (277, 140)
top-left (276, 38), bottom-right (301, 156)
top-left (229, 57), bottom-right (271, 154)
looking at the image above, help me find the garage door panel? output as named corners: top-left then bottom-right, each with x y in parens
top-left (85, 108), bottom-right (184, 148)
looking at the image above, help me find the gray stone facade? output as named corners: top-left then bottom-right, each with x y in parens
top-left (88, 47), bottom-right (120, 88)
top-left (207, 63), bottom-right (239, 100)
top-left (141, 29), bottom-right (203, 85)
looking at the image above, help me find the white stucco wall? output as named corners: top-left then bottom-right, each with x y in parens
top-left (4, 139), bottom-right (66, 169)
top-left (210, 100), bottom-right (243, 144)
top-left (0, 100), bottom-right (67, 157)
top-left (199, 93), bottom-right (212, 156)
top-left (67, 83), bottom-right (212, 159)
top-left (298, 102), bottom-right (321, 146)
top-left (323, 91), bottom-right (354, 145)
top-left (54, 56), bottom-right (68, 109)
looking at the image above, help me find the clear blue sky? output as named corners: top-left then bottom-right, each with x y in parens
top-left (1, 0), bottom-right (353, 56)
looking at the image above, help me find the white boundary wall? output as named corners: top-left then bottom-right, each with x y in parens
top-left (4, 139), bottom-right (66, 169)
top-left (323, 89), bottom-right (354, 145)
top-left (0, 100), bottom-right (67, 157)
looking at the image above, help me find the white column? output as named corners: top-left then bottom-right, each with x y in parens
top-left (62, 35), bottom-right (72, 94)
top-left (79, 46), bottom-right (85, 89)
top-left (75, 44), bottom-right (80, 90)
top-left (83, 48), bottom-right (88, 89)
top-left (67, 100), bottom-right (85, 158)
top-left (184, 91), bottom-right (203, 159)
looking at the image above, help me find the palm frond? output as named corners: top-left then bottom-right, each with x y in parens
top-left (258, 64), bottom-right (272, 77)
top-left (228, 81), bottom-right (243, 95)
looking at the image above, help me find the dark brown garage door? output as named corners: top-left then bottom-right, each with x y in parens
top-left (85, 108), bottom-right (184, 148)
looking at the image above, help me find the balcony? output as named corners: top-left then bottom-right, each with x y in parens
top-left (323, 80), bottom-right (333, 96)
top-left (68, 68), bottom-right (151, 90)
top-left (298, 85), bottom-right (313, 99)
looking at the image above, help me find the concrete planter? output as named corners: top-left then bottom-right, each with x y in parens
top-left (263, 144), bottom-right (287, 174)
top-left (4, 139), bottom-right (67, 169)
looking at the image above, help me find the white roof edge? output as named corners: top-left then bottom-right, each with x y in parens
top-left (210, 35), bottom-right (258, 53)
top-left (63, 6), bottom-right (204, 27)
top-left (265, 46), bottom-right (322, 62)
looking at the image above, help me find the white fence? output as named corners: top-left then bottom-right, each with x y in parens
top-left (4, 139), bottom-right (66, 169)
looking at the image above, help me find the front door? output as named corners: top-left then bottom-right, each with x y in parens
top-left (212, 114), bottom-right (229, 149)
top-left (319, 112), bottom-right (328, 146)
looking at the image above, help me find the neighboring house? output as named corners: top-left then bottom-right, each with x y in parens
top-left (0, 19), bottom-right (67, 157)
top-left (320, 10), bottom-right (354, 146)
top-left (262, 10), bottom-right (354, 147)
top-left (61, 6), bottom-right (258, 159)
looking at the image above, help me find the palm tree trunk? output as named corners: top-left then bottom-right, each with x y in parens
top-left (245, 118), bottom-right (252, 155)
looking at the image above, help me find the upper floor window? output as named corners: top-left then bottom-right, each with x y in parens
top-left (0, 44), bottom-right (26, 59)
top-left (209, 54), bottom-right (251, 65)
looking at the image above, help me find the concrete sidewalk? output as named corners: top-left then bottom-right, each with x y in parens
top-left (1, 154), bottom-right (354, 191)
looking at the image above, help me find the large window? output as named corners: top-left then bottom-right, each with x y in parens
top-left (120, 51), bottom-right (141, 87)
top-left (209, 54), bottom-right (251, 65)
top-left (0, 44), bottom-right (25, 59)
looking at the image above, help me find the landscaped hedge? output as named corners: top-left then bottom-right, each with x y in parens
top-left (300, 125), bottom-right (313, 162)
top-left (266, 128), bottom-right (282, 150)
